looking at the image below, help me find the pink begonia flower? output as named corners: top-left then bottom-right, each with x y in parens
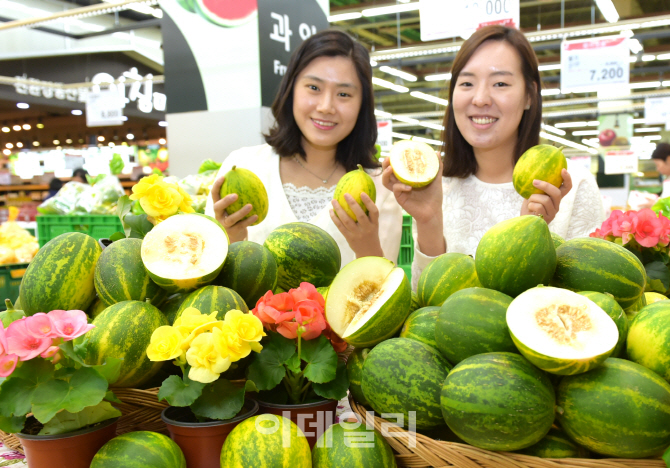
top-left (40, 346), bottom-right (59, 359)
top-left (598, 211), bottom-right (619, 237)
top-left (276, 320), bottom-right (300, 340)
top-left (293, 300), bottom-right (327, 340)
top-left (6, 318), bottom-right (53, 361)
top-left (253, 291), bottom-right (295, 327)
top-left (0, 354), bottom-right (18, 378)
top-left (659, 213), bottom-right (670, 246)
top-left (24, 313), bottom-right (59, 339)
top-left (611, 210), bottom-right (636, 245)
top-left (589, 228), bottom-right (603, 239)
top-left (47, 309), bottom-right (94, 341)
top-left (0, 320), bottom-right (8, 355)
top-left (634, 208), bottom-right (663, 248)
top-left (289, 283), bottom-right (325, 308)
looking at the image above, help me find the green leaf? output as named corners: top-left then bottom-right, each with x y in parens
top-left (0, 360), bottom-right (55, 417)
top-left (104, 391), bottom-right (122, 404)
top-left (247, 332), bottom-right (295, 391)
top-left (284, 352), bottom-right (301, 374)
top-left (198, 159), bottom-right (222, 174)
top-left (116, 195), bottom-right (132, 237)
top-left (59, 340), bottom-right (86, 366)
top-left (646, 261), bottom-right (670, 293)
top-left (109, 153), bottom-right (125, 175)
top-left (92, 357), bottom-right (123, 385)
top-left (301, 335), bottom-right (338, 384)
top-left (39, 401), bottom-right (121, 435)
top-left (191, 379), bottom-right (245, 421)
top-left (663, 444), bottom-right (670, 468)
top-left (125, 214), bottom-right (154, 239)
top-left (313, 360), bottom-right (349, 401)
top-left (0, 415), bottom-right (25, 433)
top-left (244, 380), bottom-right (258, 393)
top-left (109, 231), bottom-right (126, 242)
top-left (86, 174), bottom-right (106, 186)
top-left (31, 367), bottom-right (108, 424)
top-left (157, 374), bottom-right (206, 407)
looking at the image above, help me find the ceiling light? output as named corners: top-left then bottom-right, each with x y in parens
top-left (379, 66), bottom-right (417, 82)
top-left (158, 121), bottom-right (168, 127)
top-left (582, 138), bottom-right (600, 148)
top-left (541, 124), bottom-right (566, 136)
top-left (159, 138), bottom-right (166, 145)
top-left (410, 91), bottom-right (449, 106)
top-left (372, 77), bottom-right (409, 93)
top-left (374, 109), bottom-right (392, 119)
top-left (657, 53), bottom-right (670, 60)
top-left (2, 149), bottom-right (10, 156)
top-left (425, 73), bottom-right (451, 82)
top-left (109, 142), bottom-right (115, 147)
top-left (420, 121), bottom-right (445, 131)
top-left (635, 127), bottom-right (662, 133)
top-left (16, 103), bottom-right (29, 109)
top-left (12, 125), bottom-right (21, 131)
top-left (72, 110), bottom-right (83, 116)
top-left (1, 127), bottom-right (9, 133)
top-left (370, 60), bottom-right (378, 67)
top-left (631, 118), bottom-right (647, 123)
top-left (66, 138), bottom-right (73, 144)
top-left (327, 12), bottom-right (363, 22)
top-left (629, 81), bottom-right (661, 89)
top-left (572, 130), bottom-right (600, 136)
top-left (541, 89), bottom-right (561, 96)
top-left (391, 132), bottom-right (412, 139)
top-left (646, 135), bottom-right (662, 140)
top-left (32, 141), bottom-right (39, 147)
top-left (628, 39), bottom-right (643, 54)
top-left (22, 123), bottom-right (30, 130)
top-left (36, 121), bottom-right (44, 129)
top-left (540, 131), bottom-right (598, 154)
top-left (663, 81), bottom-right (670, 87)
top-left (554, 121), bottom-right (593, 128)
top-left (53, 139), bottom-right (60, 145)
top-left (642, 54), bottom-right (656, 61)
top-left (629, 56), bottom-right (639, 63)
top-left (126, 133), bottom-right (134, 140)
top-left (595, 0), bottom-right (619, 23)
top-left (394, 116), bottom-right (420, 125)
top-left (97, 135), bottom-right (105, 142)
top-left (362, 3), bottom-right (419, 17)
top-left (538, 63), bottom-right (562, 71)
top-left (5, 143), bottom-right (13, 149)
top-left (16, 142), bottom-right (23, 148)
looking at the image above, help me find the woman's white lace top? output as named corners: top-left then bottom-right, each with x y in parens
top-left (282, 183), bottom-right (337, 222)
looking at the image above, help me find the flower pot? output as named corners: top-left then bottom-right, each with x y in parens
top-left (161, 400), bottom-right (258, 468)
top-left (16, 417), bottom-right (118, 468)
top-left (255, 398), bottom-right (338, 448)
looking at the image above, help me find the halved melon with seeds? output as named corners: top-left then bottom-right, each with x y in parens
top-left (325, 256), bottom-right (411, 347)
top-left (141, 213), bottom-right (229, 294)
top-left (507, 286), bottom-right (618, 375)
top-left (389, 140), bottom-right (440, 188)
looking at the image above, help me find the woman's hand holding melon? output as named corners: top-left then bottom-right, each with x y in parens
top-left (211, 175), bottom-right (258, 243)
top-left (330, 193), bottom-right (384, 258)
top-left (519, 169), bottom-right (573, 224)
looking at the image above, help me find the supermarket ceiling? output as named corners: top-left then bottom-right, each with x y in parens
top-left (1, 0), bottom-right (670, 151)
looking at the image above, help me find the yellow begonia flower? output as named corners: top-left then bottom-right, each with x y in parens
top-left (146, 325), bottom-right (184, 362)
top-left (174, 307), bottom-right (220, 348)
top-left (175, 185), bottom-right (195, 214)
top-left (224, 310), bottom-right (266, 347)
top-left (139, 181), bottom-right (183, 219)
top-left (212, 323), bottom-right (253, 362)
top-left (186, 332), bottom-right (231, 383)
top-left (129, 174), bottom-right (162, 200)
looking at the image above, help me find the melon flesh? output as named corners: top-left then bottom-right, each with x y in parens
top-left (142, 215), bottom-right (228, 281)
top-left (507, 287), bottom-right (618, 360)
top-left (389, 140), bottom-right (440, 187)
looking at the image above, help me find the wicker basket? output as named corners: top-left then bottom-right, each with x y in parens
top-left (348, 398), bottom-right (665, 468)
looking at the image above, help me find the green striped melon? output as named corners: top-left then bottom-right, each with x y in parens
top-left (475, 215), bottom-right (556, 298)
top-left (88, 298), bottom-right (107, 319)
top-left (627, 301), bottom-right (670, 382)
top-left (264, 222), bottom-right (341, 290)
top-left (435, 287), bottom-right (515, 364)
top-left (551, 232), bottom-right (565, 249)
top-left (347, 347), bottom-right (371, 406)
top-left (90, 431), bottom-right (185, 468)
top-left (220, 415), bottom-right (311, 468)
top-left (213, 241), bottom-right (277, 308)
top-left (441, 352), bottom-right (555, 451)
top-left (141, 213), bottom-right (229, 294)
top-left (513, 144), bottom-right (567, 199)
top-left (416, 253), bottom-right (480, 307)
top-left (86, 300), bottom-right (167, 388)
top-left (552, 237), bottom-right (645, 309)
top-left (173, 285), bottom-right (248, 322)
top-left (95, 238), bottom-right (167, 307)
top-left (313, 423), bottom-right (396, 468)
top-left (160, 293), bottom-right (187, 325)
top-left (219, 165), bottom-right (269, 226)
top-left (326, 256), bottom-right (411, 347)
top-left (578, 291), bottom-right (628, 357)
top-left (507, 287), bottom-right (618, 375)
top-left (362, 338), bottom-right (452, 430)
top-left (399, 306), bottom-right (440, 349)
top-left (333, 164), bottom-right (377, 222)
top-left (624, 292), bottom-right (647, 319)
top-left (556, 358), bottom-right (670, 458)
top-left (516, 428), bottom-right (589, 458)
top-left (19, 232), bottom-right (101, 316)
top-left (645, 292), bottom-right (668, 304)
top-left (409, 290), bottom-right (420, 313)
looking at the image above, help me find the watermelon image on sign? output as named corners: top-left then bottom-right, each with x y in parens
top-left (194, 0), bottom-right (258, 28)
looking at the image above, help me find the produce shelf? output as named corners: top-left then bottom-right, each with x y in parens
top-left (36, 215), bottom-right (123, 247)
top-left (0, 263), bottom-right (29, 308)
top-left (398, 214), bottom-right (413, 281)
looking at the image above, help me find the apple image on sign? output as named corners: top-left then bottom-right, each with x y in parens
top-left (599, 129), bottom-right (617, 147)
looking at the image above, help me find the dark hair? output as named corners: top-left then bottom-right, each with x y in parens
top-left (441, 26), bottom-right (542, 178)
top-left (264, 29), bottom-right (379, 171)
top-left (651, 142), bottom-right (670, 161)
top-left (49, 177), bottom-right (63, 191)
top-left (72, 168), bottom-right (88, 180)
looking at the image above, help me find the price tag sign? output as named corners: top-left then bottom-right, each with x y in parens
top-left (376, 120), bottom-right (393, 152)
top-left (420, 0), bottom-right (519, 41)
top-left (560, 36), bottom-right (629, 92)
top-left (644, 97), bottom-right (670, 125)
top-left (604, 150), bottom-right (637, 175)
top-left (86, 89), bottom-right (124, 127)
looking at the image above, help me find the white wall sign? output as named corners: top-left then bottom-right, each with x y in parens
top-left (420, 0), bottom-right (520, 42)
top-left (604, 150), bottom-right (637, 175)
top-left (644, 97), bottom-right (670, 125)
top-left (560, 36), bottom-right (629, 92)
top-left (376, 120), bottom-right (393, 151)
top-left (86, 90), bottom-right (124, 127)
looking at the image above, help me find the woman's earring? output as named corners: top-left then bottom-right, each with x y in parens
top-left (525, 104), bottom-right (531, 110)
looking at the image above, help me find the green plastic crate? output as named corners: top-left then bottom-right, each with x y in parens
top-left (37, 215), bottom-right (124, 247)
top-left (0, 263), bottom-right (29, 309)
top-left (397, 214), bottom-right (413, 281)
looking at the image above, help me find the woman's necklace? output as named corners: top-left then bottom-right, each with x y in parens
top-left (293, 155), bottom-right (339, 184)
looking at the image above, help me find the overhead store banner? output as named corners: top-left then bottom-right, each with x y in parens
top-left (419, 0), bottom-right (520, 41)
top-left (560, 36), bottom-right (630, 93)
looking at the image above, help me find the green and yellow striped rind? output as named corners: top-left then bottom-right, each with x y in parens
top-left (556, 357), bottom-right (670, 458)
top-left (400, 306), bottom-right (440, 349)
top-left (440, 352), bottom-right (555, 451)
top-left (551, 232), bottom-right (565, 249)
top-left (90, 431), bottom-right (185, 468)
top-left (94, 238), bottom-right (167, 308)
top-left (515, 428), bottom-right (589, 458)
top-left (347, 347), bottom-right (371, 406)
top-left (513, 144), bottom-right (567, 199)
top-left (552, 237), bottom-right (645, 309)
top-left (475, 216), bottom-right (556, 298)
top-left (409, 290), bottom-right (420, 313)
top-left (417, 253), bottom-right (480, 307)
top-left (220, 415), bottom-right (311, 468)
top-left (19, 232), bottom-right (101, 316)
top-left (219, 166), bottom-right (269, 226)
top-left (344, 270), bottom-right (411, 347)
top-left (624, 292), bottom-right (647, 320)
top-left (578, 291), bottom-right (628, 357)
top-left (333, 165), bottom-right (377, 222)
top-left (88, 298), bottom-right (107, 319)
top-left (312, 423), bottom-right (397, 468)
top-left (436, 287), bottom-right (516, 365)
top-left (214, 241), bottom-right (277, 308)
top-left (160, 293), bottom-right (187, 325)
top-left (362, 338), bottom-right (452, 430)
top-left (264, 222), bottom-right (341, 290)
top-left (86, 300), bottom-right (167, 388)
top-left (174, 285), bottom-right (248, 322)
top-left (627, 301), bottom-right (670, 382)
top-left (644, 293), bottom-right (668, 304)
